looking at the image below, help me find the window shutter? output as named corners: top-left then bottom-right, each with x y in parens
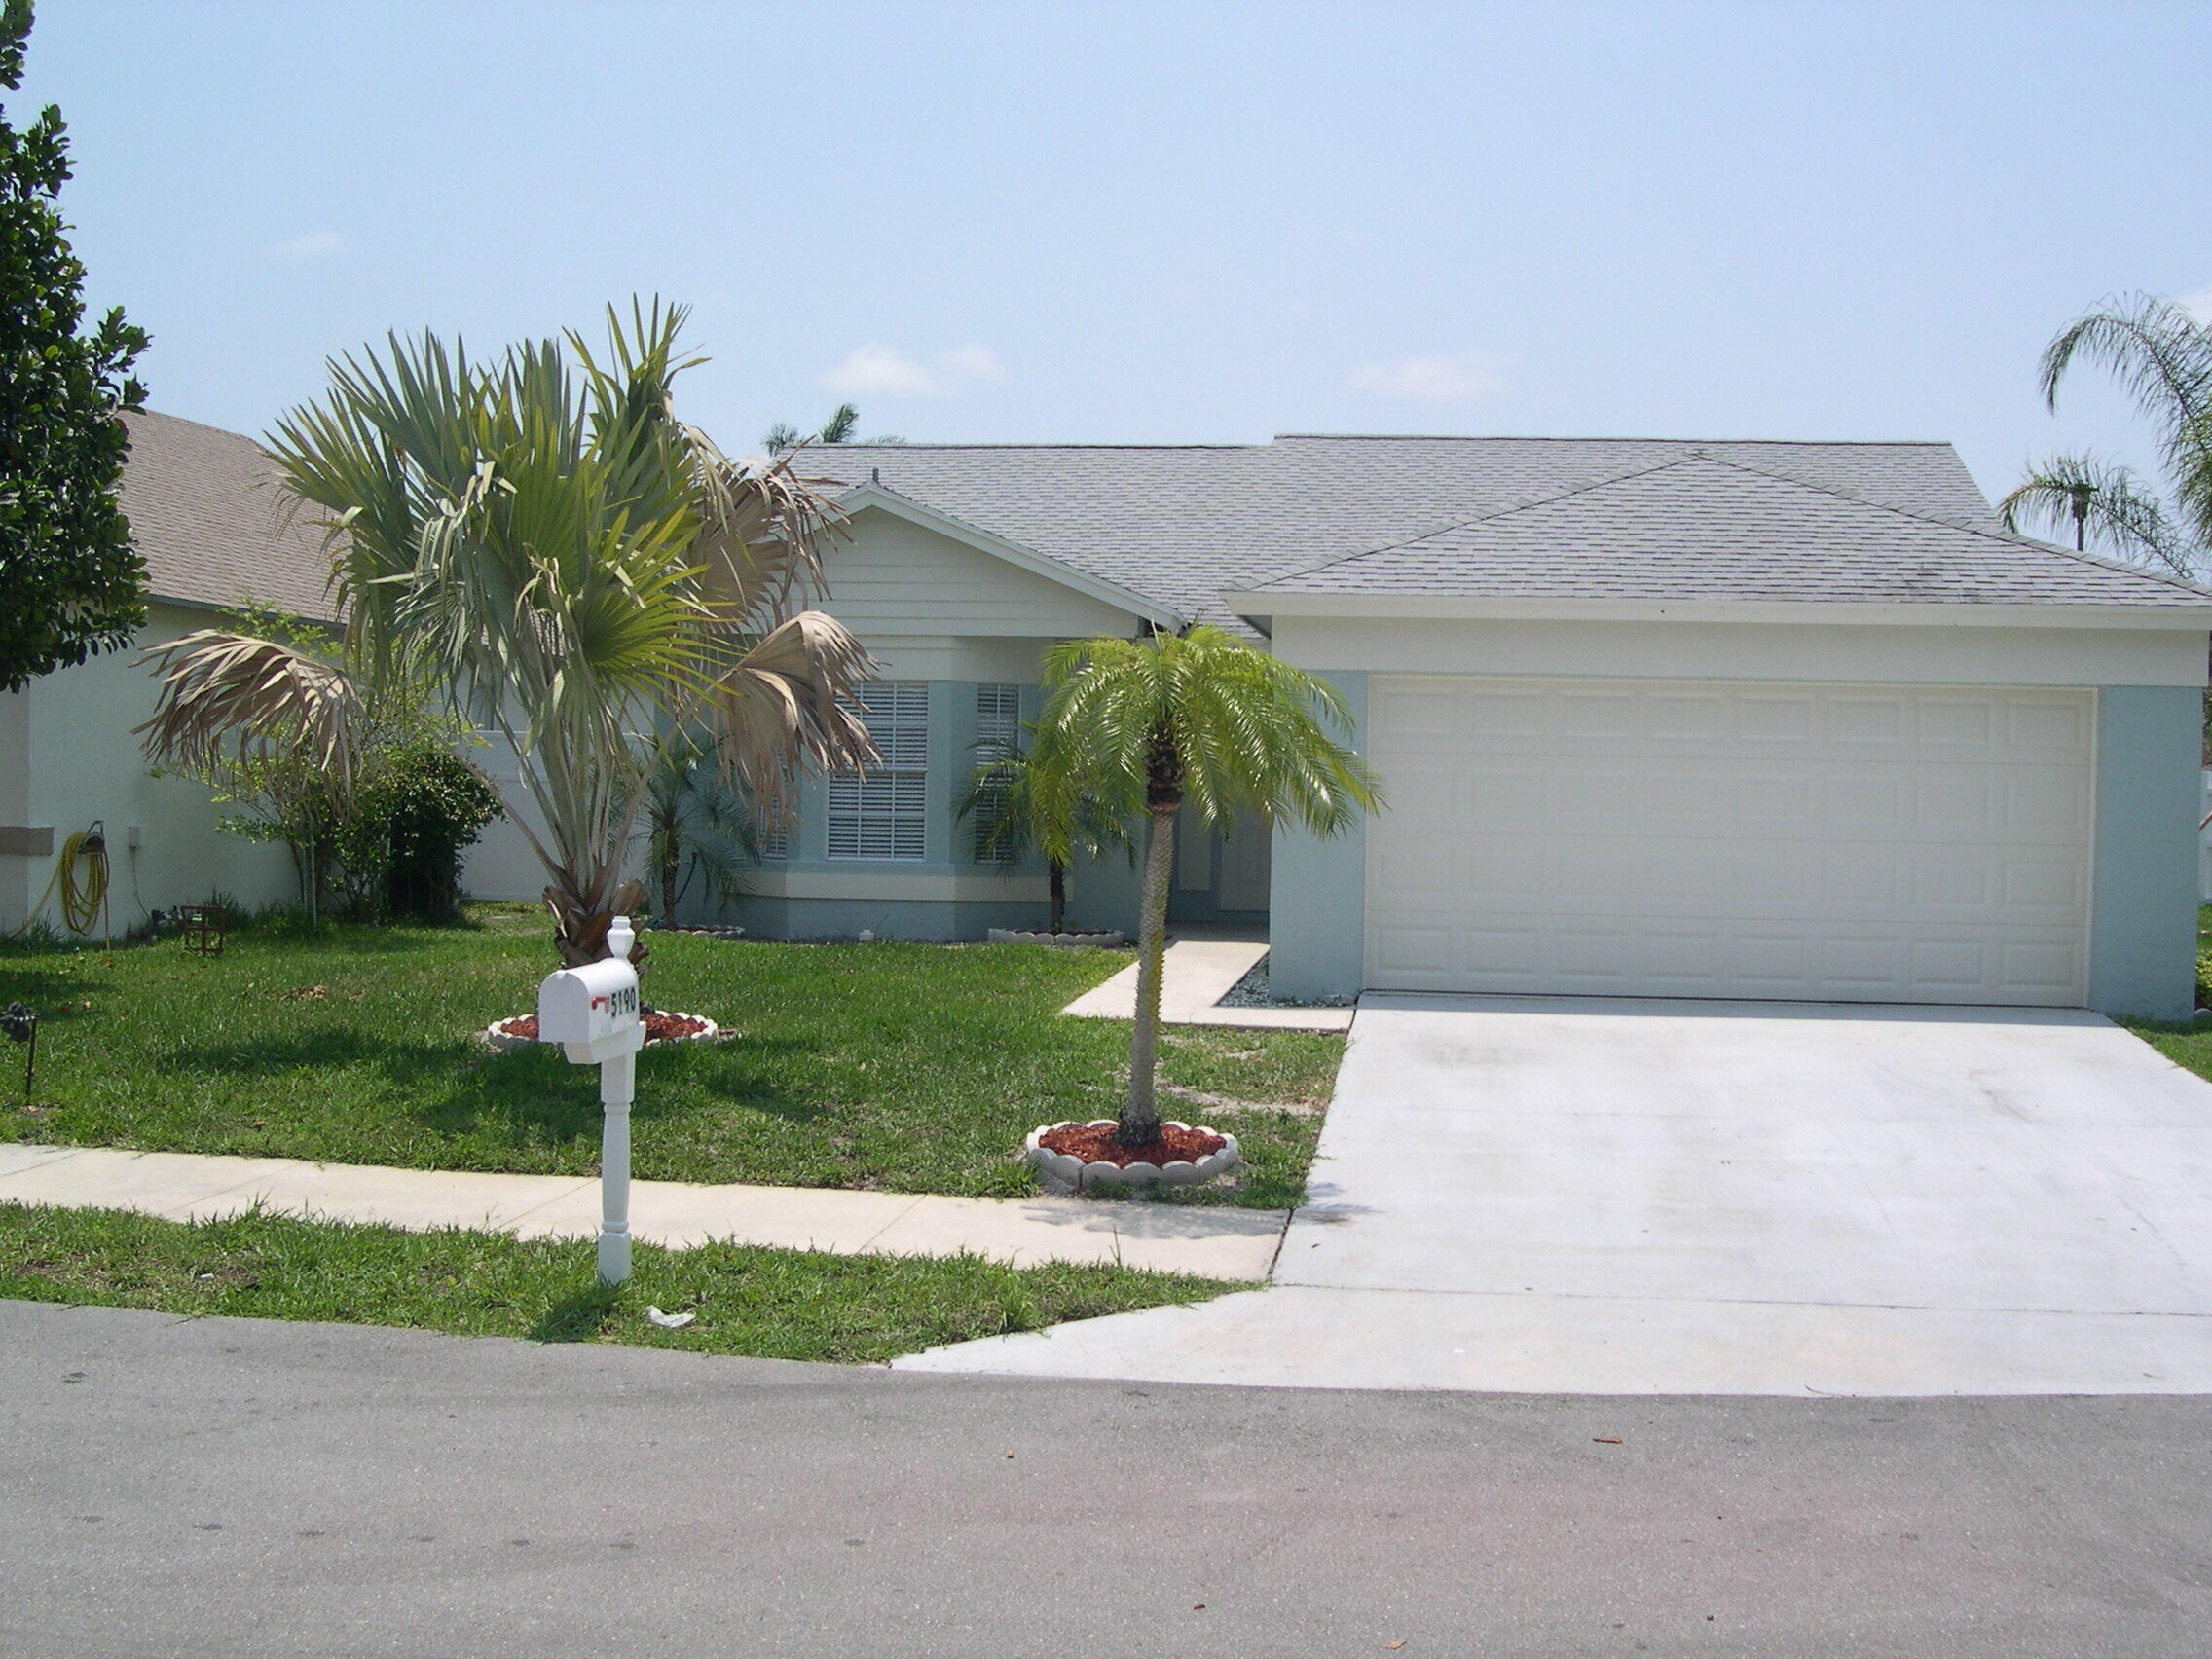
top-left (828, 682), bottom-right (930, 861)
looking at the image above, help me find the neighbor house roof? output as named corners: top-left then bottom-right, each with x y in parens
top-left (1242, 454), bottom-right (2212, 609)
top-left (118, 410), bottom-right (333, 622)
top-left (793, 432), bottom-right (2198, 630)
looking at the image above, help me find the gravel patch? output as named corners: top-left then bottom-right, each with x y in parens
top-left (1217, 954), bottom-right (1355, 1010)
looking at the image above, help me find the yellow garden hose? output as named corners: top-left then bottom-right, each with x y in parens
top-left (14, 824), bottom-right (111, 940)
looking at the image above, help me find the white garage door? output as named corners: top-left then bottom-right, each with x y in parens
top-left (1364, 677), bottom-right (2094, 1006)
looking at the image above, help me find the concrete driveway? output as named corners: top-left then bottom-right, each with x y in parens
top-left (903, 995), bottom-right (2212, 1392)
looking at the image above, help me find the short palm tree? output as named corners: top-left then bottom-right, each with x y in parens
top-left (1030, 627), bottom-right (1381, 1147)
top-left (954, 720), bottom-right (1134, 934)
top-left (137, 301), bottom-right (878, 966)
top-left (1998, 292), bottom-right (2212, 575)
top-left (643, 726), bottom-right (762, 925)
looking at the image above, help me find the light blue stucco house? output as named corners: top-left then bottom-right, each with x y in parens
top-left (702, 433), bottom-right (2212, 1021)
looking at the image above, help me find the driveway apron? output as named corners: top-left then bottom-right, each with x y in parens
top-left (900, 994), bottom-right (2212, 1392)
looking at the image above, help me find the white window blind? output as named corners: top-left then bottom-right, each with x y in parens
top-left (829, 682), bottom-right (929, 860)
top-left (974, 682), bottom-right (1021, 863)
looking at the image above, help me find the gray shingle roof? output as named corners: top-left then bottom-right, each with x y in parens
top-left (1248, 454), bottom-right (2212, 608)
top-left (793, 432), bottom-right (2192, 626)
top-left (119, 410), bottom-right (333, 621)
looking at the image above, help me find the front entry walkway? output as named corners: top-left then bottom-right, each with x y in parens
top-left (902, 994), bottom-right (2212, 1393)
top-left (1061, 938), bottom-right (1353, 1032)
top-left (0, 1143), bottom-right (1286, 1280)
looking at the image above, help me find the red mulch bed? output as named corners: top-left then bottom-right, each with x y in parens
top-left (1038, 1121), bottom-right (1227, 1167)
top-left (495, 1011), bottom-right (709, 1045)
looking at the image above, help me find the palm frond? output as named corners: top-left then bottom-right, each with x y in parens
top-left (134, 630), bottom-right (367, 790)
top-left (1998, 452), bottom-right (2200, 575)
top-left (2039, 293), bottom-right (2212, 548)
top-left (708, 609), bottom-right (879, 820)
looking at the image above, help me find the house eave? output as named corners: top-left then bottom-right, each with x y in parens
top-left (1220, 591), bottom-right (2212, 632)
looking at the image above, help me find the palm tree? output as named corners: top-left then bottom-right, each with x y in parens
top-left (1998, 292), bottom-right (2212, 576)
top-left (137, 301), bottom-right (878, 966)
top-left (764, 402), bottom-right (859, 456)
top-left (643, 727), bottom-right (762, 925)
top-left (954, 721), bottom-right (1134, 934)
top-left (1030, 627), bottom-right (1381, 1147)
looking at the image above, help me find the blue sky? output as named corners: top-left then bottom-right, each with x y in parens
top-left (19, 2), bottom-right (2211, 515)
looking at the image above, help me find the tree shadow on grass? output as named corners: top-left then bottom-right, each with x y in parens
top-left (529, 1281), bottom-right (623, 1344)
top-left (163, 1026), bottom-right (830, 1143)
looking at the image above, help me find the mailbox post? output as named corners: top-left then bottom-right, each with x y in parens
top-left (535, 915), bottom-right (646, 1285)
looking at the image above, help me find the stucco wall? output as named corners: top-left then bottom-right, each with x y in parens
top-left (2090, 685), bottom-right (2202, 1019)
top-left (2, 602), bottom-right (297, 936)
top-left (1268, 671), bottom-right (1368, 1000)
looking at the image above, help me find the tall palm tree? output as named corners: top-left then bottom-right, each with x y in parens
top-left (137, 301), bottom-right (878, 966)
top-left (1030, 627), bottom-right (1381, 1146)
top-left (954, 720), bottom-right (1134, 934)
top-left (1998, 292), bottom-right (2212, 576)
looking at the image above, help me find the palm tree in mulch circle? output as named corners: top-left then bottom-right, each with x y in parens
top-left (1998, 291), bottom-right (2212, 574)
top-left (1029, 626), bottom-right (1382, 1151)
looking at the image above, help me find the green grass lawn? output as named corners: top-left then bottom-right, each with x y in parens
top-left (0, 1202), bottom-right (1227, 1364)
top-left (0, 911), bottom-right (1338, 1208)
top-left (2117, 903), bottom-right (2212, 1081)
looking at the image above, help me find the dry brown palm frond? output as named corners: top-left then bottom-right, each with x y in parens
top-left (710, 609), bottom-right (879, 819)
top-left (133, 630), bottom-right (366, 790)
top-left (684, 428), bottom-right (850, 629)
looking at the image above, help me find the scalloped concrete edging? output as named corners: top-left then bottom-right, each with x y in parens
top-left (1025, 1119), bottom-right (1242, 1192)
top-left (987, 928), bottom-right (1124, 948)
top-left (483, 1013), bottom-right (723, 1053)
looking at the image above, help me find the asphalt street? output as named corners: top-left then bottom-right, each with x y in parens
top-left (7, 1299), bottom-right (2211, 1658)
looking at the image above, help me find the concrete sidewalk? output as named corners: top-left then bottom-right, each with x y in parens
top-left (1061, 939), bottom-right (1353, 1032)
top-left (0, 1141), bottom-right (1286, 1279)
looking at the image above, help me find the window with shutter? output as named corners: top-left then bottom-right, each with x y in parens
top-left (828, 682), bottom-right (929, 860)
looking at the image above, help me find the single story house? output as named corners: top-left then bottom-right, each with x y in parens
top-left (1, 411), bottom-right (330, 934)
top-left (713, 434), bottom-right (2212, 1020)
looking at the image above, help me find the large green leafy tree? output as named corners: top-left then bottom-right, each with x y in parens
top-left (1030, 627), bottom-right (1381, 1146)
top-left (1999, 293), bottom-right (2212, 575)
top-left (136, 302), bottom-right (878, 966)
top-left (0, 0), bottom-right (150, 692)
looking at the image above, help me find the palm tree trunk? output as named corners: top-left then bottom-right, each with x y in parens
top-left (1120, 802), bottom-right (1177, 1146)
top-left (1048, 860), bottom-right (1067, 934)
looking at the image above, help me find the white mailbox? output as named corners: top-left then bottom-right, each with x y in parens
top-left (536, 955), bottom-right (644, 1064)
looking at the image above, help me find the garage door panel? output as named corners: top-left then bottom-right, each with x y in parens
top-left (1365, 678), bottom-right (2093, 1007)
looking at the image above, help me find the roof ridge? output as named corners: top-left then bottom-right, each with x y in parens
top-left (791, 440), bottom-right (1259, 453)
top-left (1248, 454), bottom-right (1710, 589)
top-left (1270, 433), bottom-right (1959, 448)
top-left (1690, 453), bottom-right (2212, 599)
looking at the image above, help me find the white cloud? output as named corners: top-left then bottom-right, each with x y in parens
top-left (937, 343), bottom-right (1004, 382)
top-left (1347, 352), bottom-right (1505, 402)
top-left (267, 230), bottom-right (342, 263)
top-left (2182, 285), bottom-right (2212, 325)
top-left (823, 342), bottom-right (1005, 397)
